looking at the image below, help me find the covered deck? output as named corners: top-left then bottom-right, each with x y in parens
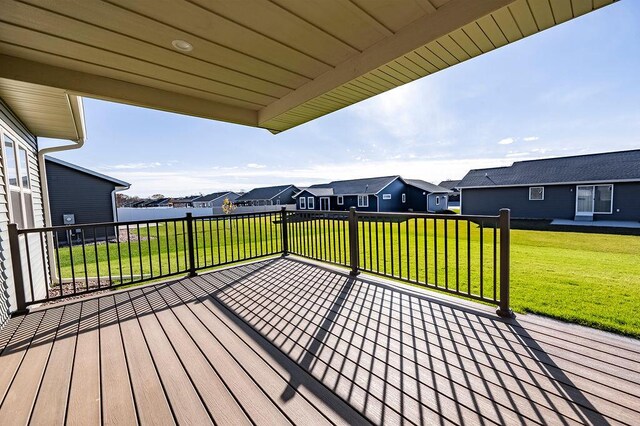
top-left (0, 257), bottom-right (638, 425)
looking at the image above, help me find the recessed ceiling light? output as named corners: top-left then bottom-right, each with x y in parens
top-left (171, 39), bottom-right (193, 52)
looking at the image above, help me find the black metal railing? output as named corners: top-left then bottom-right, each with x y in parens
top-left (284, 208), bottom-right (511, 316)
top-left (9, 208), bottom-right (510, 316)
top-left (9, 210), bottom-right (282, 307)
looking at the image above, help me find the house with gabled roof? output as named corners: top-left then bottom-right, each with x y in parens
top-left (235, 184), bottom-right (299, 206)
top-left (295, 176), bottom-right (450, 212)
top-left (457, 149), bottom-right (640, 221)
top-left (192, 191), bottom-right (239, 208)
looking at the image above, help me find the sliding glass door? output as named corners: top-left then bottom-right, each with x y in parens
top-left (576, 185), bottom-right (613, 215)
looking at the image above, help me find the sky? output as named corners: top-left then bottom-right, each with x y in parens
top-left (40, 1), bottom-right (640, 198)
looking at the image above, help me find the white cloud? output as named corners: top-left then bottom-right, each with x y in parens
top-left (246, 163), bottom-right (266, 169)
top-left (498, 137), bottom-right (515, 145)
top-left (103, 162), bottom-right (163, 170)
top-left (523, 136), bottom-right (539, 142)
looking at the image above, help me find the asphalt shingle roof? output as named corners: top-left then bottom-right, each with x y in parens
top-left (438, 180), bottom-right (461, 190)
top-left (405, 179), bottom-right (451, 193)
top-left (192, 191), bottom-right (234, 202)
top-left (458, 150), bottom-right (640, 188)
top-left (309, 176), bottom-right (398, 195)
top-left (236, 185), bottom-right (295, 201)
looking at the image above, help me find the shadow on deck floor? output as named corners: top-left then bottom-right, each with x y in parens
top-left (0, 257), bottom-right (638, 425)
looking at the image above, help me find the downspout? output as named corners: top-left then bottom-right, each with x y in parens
top-left (38, 95), bottom-right (86, 283)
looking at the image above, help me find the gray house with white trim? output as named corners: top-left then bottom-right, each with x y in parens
top-left (458, 150), bottom-right (640, 221)
top-left (192, 191), bottom-right (239, 208)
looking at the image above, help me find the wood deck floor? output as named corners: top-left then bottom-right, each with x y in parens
top-left (0, 257), bottom-right (639, 425)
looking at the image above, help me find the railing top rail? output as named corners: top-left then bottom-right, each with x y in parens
top-left (16, 209), bottom-right (285, 234)
top-left (353, 211), bottom-right (500, 221)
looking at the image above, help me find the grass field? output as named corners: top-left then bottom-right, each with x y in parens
top-left (53, 216), bottom-right (640, 337)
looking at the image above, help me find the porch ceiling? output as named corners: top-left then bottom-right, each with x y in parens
top-left (0, 0), bottom-right (615, 133)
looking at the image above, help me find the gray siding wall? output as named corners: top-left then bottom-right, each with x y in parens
top-left (377, 179), bottom-right (406, 212)
top-left (427, 194), bottom-right (448, 212)
top-left (46, 161), bottom-right (118, 227)
top-left (1, 100), bottom-right (46, 325)
top-left (273, 186), bottom-right (298, 205)
top-left (461, 183), bottom-right (640, 221)
top-left (405, 185), bottom-right (427, 212)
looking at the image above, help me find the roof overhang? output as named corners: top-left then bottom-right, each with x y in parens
top-left (0, 77), bottom-right (86, 141)
top-left (0, 0), bottom-right (616, 133)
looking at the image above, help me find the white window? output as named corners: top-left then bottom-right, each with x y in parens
top-left (337, 195), bottom-right (344, 205)
top-left (436, 196), bottom-right (440, 205)
top-left (529, 187), bottom-right (544, 201)
top-left (577, 185), bottom-right (613, 214)
top-left (382, 194), bottom-right (391, 200)
top-left (276, 199), bottom-right (280, 205)
top-left (2, 135), bottom-right (35, 228)
top-left (357, 195), bottom-right (368, 208)
top-left (307, 197), bottom-right (315, 209)
top-left (299, 197), bottom-right (306, 209)
top-left (401, 193), bottom-right (406, 203)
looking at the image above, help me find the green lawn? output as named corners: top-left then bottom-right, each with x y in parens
top-left (54, 216), bottom-right (640, 337)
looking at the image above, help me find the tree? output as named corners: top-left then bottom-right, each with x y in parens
top-left (221, 197), bottom-right (237, 215)
top-left (151, 193), bottom-right (165, 200)
top-left (116, 193), bottom-right (140, 207)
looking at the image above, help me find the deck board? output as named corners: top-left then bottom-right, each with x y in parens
top-left (1, 257), bottom-right (638, 425)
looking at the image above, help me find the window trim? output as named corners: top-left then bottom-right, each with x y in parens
top-left (1, 131), bottom-right (35, 228)
top-left (382, 194), bottom-right (391, 200)
top-left (307, 196), bottom-right (315, 209)
top-left (436, 196), bottom-right (440, 205)
top-left (357, 194), bottom-right (368, 208)
top-left (401, 193), bottom-right (406, 203)
top-left (299, 196), bottom-right (306, 209)
top-left (575, 184), bottom-right (614, 215)
top-left (336, 195), bottom-right (344, 205)
top-left (529, 186), bottom-right (544, 201)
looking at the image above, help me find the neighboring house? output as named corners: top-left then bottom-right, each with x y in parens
top-left (171, 195), bottom-right (200, 208)
top-left (0, 84), bottom-right (86, 322)
top-left (457, 150), bottom-right (640, 221)
top-left (439, 179), bottom-right (461, 203)
top-left (192, 191), bottom-right (239, 208)
top-left (235, 184), bottom-right (299, 206)
top-left (45, 157), bottom-right (130, 241)
top-left (295, 176), bottom-right (450, 213)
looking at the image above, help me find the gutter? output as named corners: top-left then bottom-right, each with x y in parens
top-left (37, 95), bottom-right (86, 283)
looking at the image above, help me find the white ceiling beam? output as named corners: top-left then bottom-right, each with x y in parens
top-left (258, 0), bottom-right (517, 125)
top-left (0, 54), bottom-right (258, 127)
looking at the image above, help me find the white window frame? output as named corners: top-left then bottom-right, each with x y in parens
top-left (436, 196), bottom-right (440, 205)
top-left (299, 197), bottom-right (306, 209)
top-left (529, 186), bottom-right (544, 201)
top-left (575, 184), bottom-right (614, 215)
top-left (1, 131), bottom-right (35, 229)
top-left (382, 194), bottom-right (391, 200)
top-left (357, 195), bottom-right (368, 208)
top-left (401, 193), bottom-right (406, 203)
top-left (307, 196), bottom-right (315, 209)
top-left (336, 195), bottom-right (344, 205)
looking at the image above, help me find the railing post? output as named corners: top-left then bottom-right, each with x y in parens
top-left (8, 223), bottom-right (28, 315)
top-left (497, 208), bottom-right (513, 318)
top-left (186, 213), bottom-right (197, 277)
top-left (281, 207), bottom-right (289, 256)
top-left (348, 207), bottom-right (360, 276)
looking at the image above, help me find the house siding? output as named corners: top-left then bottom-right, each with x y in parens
top-left (46, 160), bottom-right (120, 244)
top-left (461, 184), bottom-right (640, 221)
top-left (427, 193), bottom-right (448, 212)
top-left (405, 185), bottom-right (427, 212)
top-left (377, 179), bottom-right (406, 212)
top-left (1, 100), bottom-right (46, 324)
top-left (272, 186), bottom-right (298, 205)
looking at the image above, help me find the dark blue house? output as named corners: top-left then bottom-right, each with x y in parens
top-left (458, 150), bottom-right (640, 221)
top-left (295, 176), bottom-right (450, 213)
top-left (235, 184), bottom-right (299, 206)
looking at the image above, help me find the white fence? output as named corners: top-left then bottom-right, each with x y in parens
top-left (117, 205), bottom-right (295, 222)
